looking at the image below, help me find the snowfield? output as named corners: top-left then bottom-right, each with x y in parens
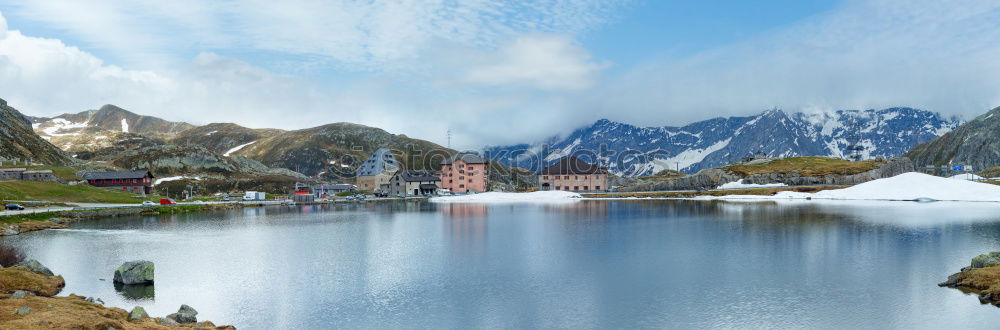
top-left (154, 176), bottom-right (201, 186)
top-left (716, 180), bottom-right (788, 190)
top-left (430, 191), bottom-right (582, 203)
top-left (223, 141), bottom-right (257, 157)
top-left (698, 172), bottom-right (1000, 202)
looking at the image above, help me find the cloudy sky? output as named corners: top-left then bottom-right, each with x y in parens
top-left (0, 0), bottom-right (998, 149)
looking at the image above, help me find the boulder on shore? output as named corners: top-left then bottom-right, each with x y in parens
top-left (128, 306), bottom-right (148, 321)
top-left (971, 252), bottom-right (1000, 269)
top-left (166, 304), bottom-right (198, 324)
top-left (17, 260), bottom-right (53, 276)
top-left (113, 261), bottom-right (154, 285)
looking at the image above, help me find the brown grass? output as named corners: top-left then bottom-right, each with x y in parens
top-left (0, 266), bottom-right (65, 297)
top-left (0, 294), bottom-right (234, 329)
top-left (953, 266), bottom-right (1000, 296)
top-left (722, 157), bottom-right (884, 177)
top-left (583, 185), bottom-right (852, 198)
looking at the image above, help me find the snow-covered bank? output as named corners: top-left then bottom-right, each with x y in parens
top-left (429, 191), bottom-right (581, 203)
top-left (154, 176), bottom-right (201, 186)
top-left (716, 180), bottom-right (787, 190)
top-left (698, 172), bottom-right (1000, 202)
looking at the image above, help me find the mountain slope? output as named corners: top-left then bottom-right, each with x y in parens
top-left (231, 122), bottom-right (453, 179)
top-left (170, 123), bottom-right (284, 155)
top-left (0, 98), bottom-right (72, 165)
top-left (486, 107), bottom-right (958, 176)
top-left (30, 104), bottom-right (196, 152)
top-left (906, 106), bottom-right (1000, 170)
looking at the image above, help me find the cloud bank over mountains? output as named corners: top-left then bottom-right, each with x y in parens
top-left (0, 0), bottom-right (998, 149)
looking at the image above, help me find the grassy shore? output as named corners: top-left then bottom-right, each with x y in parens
top-left (0, 266), bottom-right (234, 329)
top-left (722, 156), bottom-right (884, 177)
top-left (0, 181), bottom-right (163, 204)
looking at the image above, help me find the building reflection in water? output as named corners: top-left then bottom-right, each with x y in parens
top-left (441, 203), bottom-right (489, 258)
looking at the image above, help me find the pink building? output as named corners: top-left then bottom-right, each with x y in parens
top-left (538, 156), bottom-right (608, 192)
top-left (440, 153), bottom-right (489, 193)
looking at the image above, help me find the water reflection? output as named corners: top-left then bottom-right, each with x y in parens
top-left (3, 200), bottom-right (1000, 328)
top-left (114, 282), bottom-right (155, 301)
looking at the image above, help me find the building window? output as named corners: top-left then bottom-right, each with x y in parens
top-left (595, 186), bottom-right (601, 190)
top-left (584, 186), bottom-right (589, 190)
top-left (574, 186), bottom-right (579, 190)
top-left (543, 175), bottom-right (548, 180)
top-left (564, 176), bottom-right (569, 180)
top-left (460, 184), bottom-right (465, 188)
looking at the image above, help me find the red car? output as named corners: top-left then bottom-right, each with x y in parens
top-left (159, 198), bottom-right (176, 205)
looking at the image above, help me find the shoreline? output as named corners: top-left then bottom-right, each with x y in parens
top-left (0, 197), bottom-right (430, 236)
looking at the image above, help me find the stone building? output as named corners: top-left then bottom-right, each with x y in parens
top-left (355, 148), bottom-right (401, 193)
top-left (538, 156), bottom-right (608, 192)
top-left (389, 170), bottom-right (441, 196)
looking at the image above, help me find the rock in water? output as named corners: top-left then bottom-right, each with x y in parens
top-left (18, 259), bottom-right (54, 276)
top-left (128, 306), bottom-right (148, 321)
top-left (113, 260), bottom-right (154, 285)
top-left (971, 252), bottom-right (1000, 269)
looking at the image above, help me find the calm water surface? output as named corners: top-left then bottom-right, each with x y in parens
top-left (4, 200), bottom-right (1000, 329)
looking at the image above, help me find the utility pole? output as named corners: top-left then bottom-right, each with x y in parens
top-left (447, 129), bottom-right (452, 149)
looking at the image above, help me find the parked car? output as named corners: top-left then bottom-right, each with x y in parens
top-left (4, 204), bottom-right (25, 211)
top-left (159, 198), bottom-right (177, 205)
top-left (142, 201), bottom-right (157, 206)
top-left (221, 196), bottom-right (234, 202)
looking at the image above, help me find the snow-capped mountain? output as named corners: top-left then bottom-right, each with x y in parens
top-left (484, 108), bottom-right (960, 176)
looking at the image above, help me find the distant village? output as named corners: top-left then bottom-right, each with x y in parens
top-left (0, 149), bottom-right (610, 202)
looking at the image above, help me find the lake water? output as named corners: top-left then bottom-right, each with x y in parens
top-left (4, 200), bottom-right (1000, 329)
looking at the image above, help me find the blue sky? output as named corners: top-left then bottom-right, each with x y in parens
top-left (0, 1), bottom-right (998, 149)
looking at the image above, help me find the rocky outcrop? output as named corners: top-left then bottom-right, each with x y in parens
top-left (0, 98), bottom-right (72, 165)
top-left (113, 261), bottom-right (154, 285)
top-left (0, 266), bottom-right (65, 296)
top-left (907, 106), bottom-right (1000, 171)
top-left (166, 304), bottom-right (199, 324)
top-left (17, 260), bottom-right (54, 276)
top-left (626, 157), bottom-right (914, 191)
top-left (939, 252), bottom-right (1000, 307)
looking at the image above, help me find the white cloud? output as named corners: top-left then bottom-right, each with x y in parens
top-left (464, 35), bottom-right (608, 91)
top-left (587, 0), bottom-right (1000, 126)
top-left (0, 10), bottom-right (6, 39)
top-left (0, 0), bottom-right (625, 68)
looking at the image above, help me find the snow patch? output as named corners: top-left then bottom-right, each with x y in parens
top-left (154, 176), bottom-right (201, 186)
top-left (700, 172), bottom-right (1000, 202)
top-left (716, 180), bottom-right (788, 190)
top-left (121, 119), bottom-right (129, 133)
top-left (41, 118), bottom-right (89, 136)
top-left (651, 138), bottom-right (730, 172)
top-left (224, 141), bottom-right (256, 157)
top-left (430, 191), bottom-right (581, 203)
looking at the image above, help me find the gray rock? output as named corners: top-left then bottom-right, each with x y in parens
top-left (15, 306), bottom-right (30, 315)
top-left (113, 260), bottom-right (154, 285)
top-left (938, 273), bottom-right (961, 287)
top-left (972, 252), bottom-right (1000, 269)
top-left (2, 225), bottom-right (19, 236)
top-left (128, 306), bottom-right (148, 321)
top-left (17, 259), bottom-right (54, 276)
top-left (159, 316), bottom-right (180, 327)
top-left (11, 290), bottom-right (30, 298)
top-left (168, 304), bottom-right (198, 324)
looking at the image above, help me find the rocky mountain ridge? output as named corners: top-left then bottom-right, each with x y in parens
top-left (906, 106), bottom-right (1000, 171)
top-left (0, 98), bottom-right (72, 165)
top-left (486, 107), bottom-right (959, 176)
